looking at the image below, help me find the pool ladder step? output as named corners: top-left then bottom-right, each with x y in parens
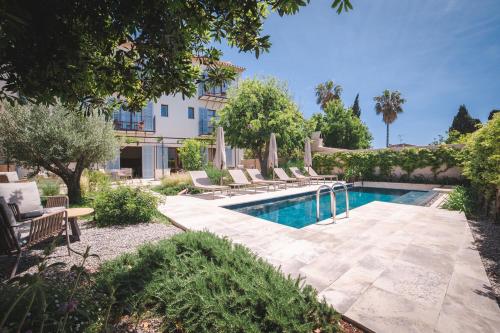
top-left (316, 182), bottom-right (350, 223)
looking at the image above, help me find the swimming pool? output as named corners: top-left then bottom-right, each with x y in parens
top-left (225, 187), bottom-right (436, 228)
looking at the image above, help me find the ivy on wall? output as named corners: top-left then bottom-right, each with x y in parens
top-left (312, 146), bottom-right (463, 184)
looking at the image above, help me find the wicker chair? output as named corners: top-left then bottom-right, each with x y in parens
top-left (0, 175), bottom-right (8, 183)
top-left (0, 197), bottom-right (70, 278)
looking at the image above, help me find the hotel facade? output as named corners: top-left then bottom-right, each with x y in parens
top-left (107, 60), bottom-right (245, 179)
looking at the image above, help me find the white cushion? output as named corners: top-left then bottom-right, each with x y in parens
top-left (0, 172), bottom-right (19, 182)
top-left (0, 181), bottom-right (43, 215)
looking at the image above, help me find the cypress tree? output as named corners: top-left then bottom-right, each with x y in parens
top-left (449, 104), bottom-right (480, 134)
top-left (352, 93), bottom-right (361, 118)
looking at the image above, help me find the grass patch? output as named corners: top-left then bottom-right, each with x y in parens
top-left (96, 231), bottom-right (342, 332)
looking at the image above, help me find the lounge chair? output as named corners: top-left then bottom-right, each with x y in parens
top-left (228, 169), bottom-right (262, 193)
top-left (245, 169), bottom-right (286, 190)
top-left (305, 167), bottom-right (338, 183)
top-left (273, 168), bottom-right (304, 186)
top-left (0, 197), bottom-right (70, 278)
top-left (189, 171), bottom-right (230, 198)
top-left (0, 182), bottom-right (68, 221)
top-left (288, 167), bottom-right (312, 185)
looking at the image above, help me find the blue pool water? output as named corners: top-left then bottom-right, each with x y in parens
top-left (225, 187), bottom-right (436, 229)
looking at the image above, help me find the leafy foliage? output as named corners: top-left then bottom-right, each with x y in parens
top-left (0, 102), bottom-right (118, 203)
top-left (373, 90), bottom-right (406, 147)
top-left (96, 231), bottom-right (342, 332)
top-left (80, 170), bottom-right (112, 197)
top-left (93, 187), bottom-right (158, 227)
top-left (178, 139), bottom-right (205, 171)
top-left (218, 78), bottom-right (308, 174)
top-left (0, 0), bottom-right (353, 112)
top-left (311, 100), bottom-right (372, 149)
top-left (488, 109), bottom-right (499, 121)
top-left (153, 173), bottom-right (201, 195)
top-left (38, 179), bottom-right (61, 197)
top-left (0, 244), bottom-right (107, 333)
top-left (461, 114), bottom-right (500, 220)
top-left (442, 186), bottom-right (473, 215)
top-left (315, 80), bottom-right (342, 110)
top-left (312, 146), bottom-right (462, 184)
top-left (449, 104), bottom-right (481, 135)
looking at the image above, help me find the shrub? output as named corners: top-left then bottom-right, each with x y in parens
top-left (461, 114), bottom-right (500, 220)
top-left (81, 169), bottom-right (111, 196)
top-left (97, 231), bottom-right (341, 332)
top-left (205, 164), bottom-right (230, 185)
top-left (93, 187), bottom-right (158, 226)
top-left (442, 186), bottom-right (473, 215)
top-left (178, 139), bottom-right (205, 170)
top-left (153, 173), bottom-right (201, 195)
top-left (38, 178), bottom-right (61, 196)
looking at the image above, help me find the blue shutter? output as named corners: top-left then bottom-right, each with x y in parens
top-left (106, 147), bottom-right (121, 170)
top-left (199, 107), bottom-right (208, 135)
top-left (143, 102), bottom-right (154, 131)
top-left (142, 145), bottom-right (154, 178)
top-left (156, 145), bottom-right (168, 169)
top-left (226, 147), bottom-right (233, 167)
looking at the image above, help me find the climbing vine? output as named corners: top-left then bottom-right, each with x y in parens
top-left (312, 146), bottom-right (463, 184)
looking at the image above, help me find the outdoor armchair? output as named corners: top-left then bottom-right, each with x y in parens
top-left (0, 197), bottom-right (70, 278)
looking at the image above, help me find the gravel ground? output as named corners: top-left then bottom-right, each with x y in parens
top-left (0, 221), bottom-right (182, 279)
top-left (467, 217), bottom-right (500, 306)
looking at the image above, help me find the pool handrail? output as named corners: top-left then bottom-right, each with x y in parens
top-left (331, 181), bottom-right (349, 218)
top-left (316, 184), bottom-right (335, 222)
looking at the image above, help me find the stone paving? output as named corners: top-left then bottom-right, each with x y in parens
top-left (158, 184), bottom-right (500, 333)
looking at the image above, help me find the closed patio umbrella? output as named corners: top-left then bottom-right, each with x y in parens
top-left (213, 127), bottom-right (227, 185)
top-left (304, 138), bottom-right (312, 172)
top-left (268, 133), bottom-right (278, 179)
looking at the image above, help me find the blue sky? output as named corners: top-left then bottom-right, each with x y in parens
top-left (217, 0), bottom-right (500, 148)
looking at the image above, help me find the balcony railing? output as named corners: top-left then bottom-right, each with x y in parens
top-left (113, 117), bottom-right (155, 132)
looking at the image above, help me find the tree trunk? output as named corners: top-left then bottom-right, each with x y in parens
top-left (386, 123), bottom-right (390, 147)
top-left (65, 176), bottom-right (82, 204)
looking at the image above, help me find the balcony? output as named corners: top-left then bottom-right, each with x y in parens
top-left (113, 117), bottom-right (155, 132)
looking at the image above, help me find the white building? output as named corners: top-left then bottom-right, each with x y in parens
top-left (107, 60), bottom-right (245, 179)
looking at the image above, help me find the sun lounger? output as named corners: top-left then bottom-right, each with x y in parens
top-left (273, 168), bottom-right (304, 186)
top-left (288, 167), bottom-right (312, 185)
top-left (245, 169), bottom-right (286, 190)
top-left (228, 169), bottom-right (262, 192)
top-left (306, 167), bottom-right (338, 183)
top-left (189, 171), bottom-right (230, 198)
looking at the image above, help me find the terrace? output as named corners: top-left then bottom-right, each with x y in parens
top-left (159, 182), bottom-right (500, 332)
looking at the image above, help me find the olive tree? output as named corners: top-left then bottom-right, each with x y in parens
top-left (218, 78), bottom-right (308, 175)
top-left (0, 102), bottom-right (119, 203)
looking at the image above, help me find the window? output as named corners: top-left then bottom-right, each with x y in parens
top-left (160, 104), bottom-right (168, 117)
top-left (187, 107), bottom-right (195, 119)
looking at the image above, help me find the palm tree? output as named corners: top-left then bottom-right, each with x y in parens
top-left (373, 90), bottom-right (406, 147)
top-left (315, 80), bottom-right (342, 109)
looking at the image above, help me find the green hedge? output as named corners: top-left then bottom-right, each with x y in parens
top-left (313, 146), bottom-right (463, 184)
top-left (96, 231), bottom-right (341, 332)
